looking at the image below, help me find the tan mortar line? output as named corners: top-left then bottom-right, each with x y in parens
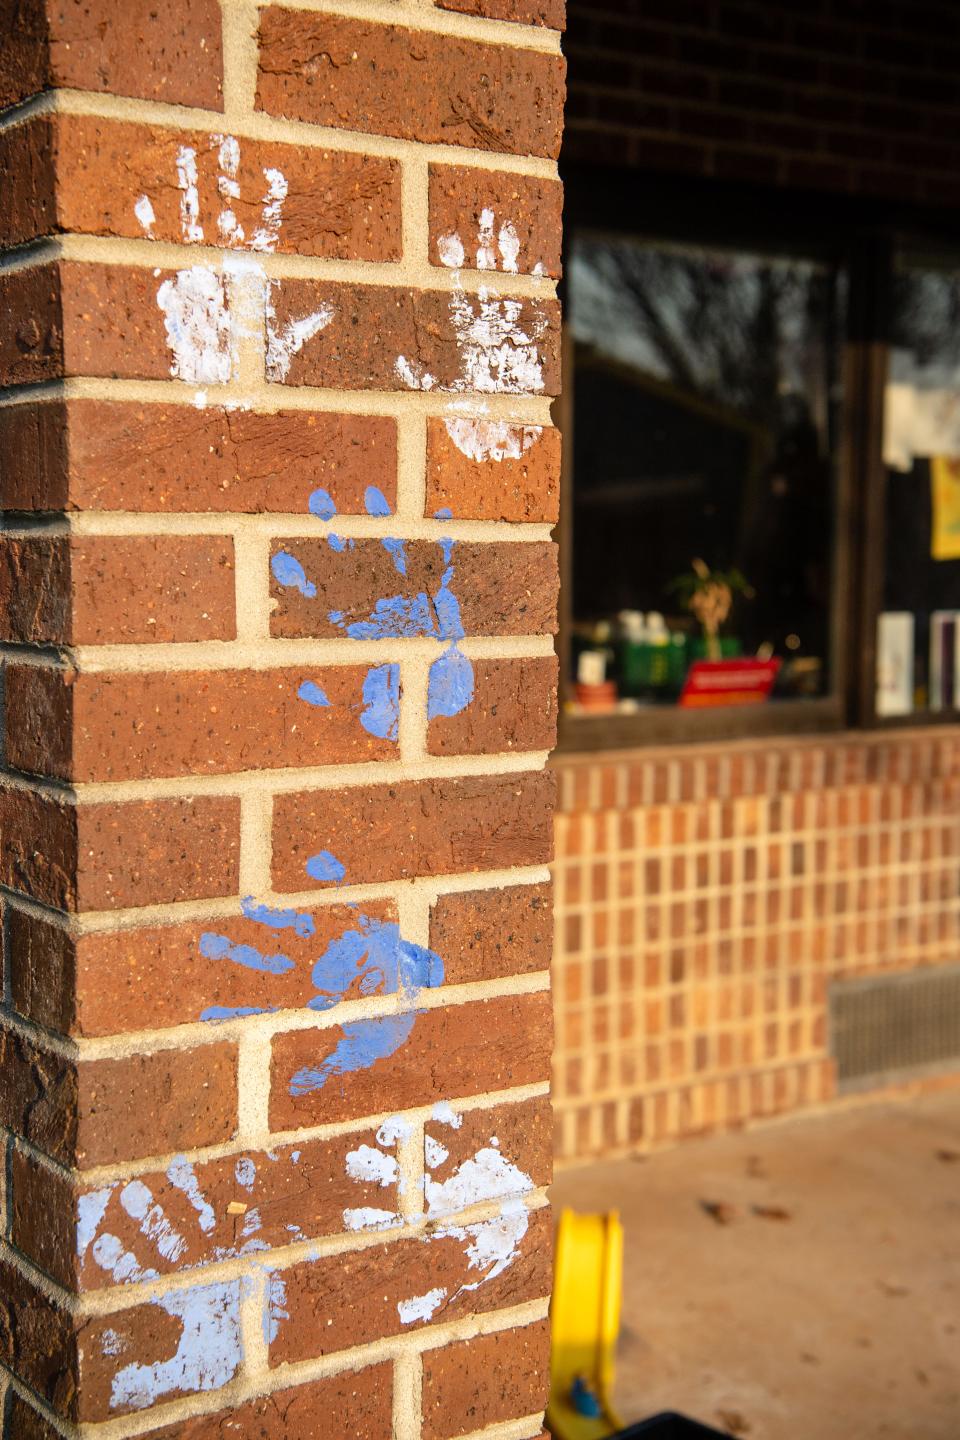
top-left (37, 232), bottom-right (559, 301)
top-left (224, 0), bottom-right (564, 55)
top-left (9, 967), bottom-right (551, 1064)
top-left (0, 861), bottom-right (553, 935)
top-left (464, 1417), bottom-right (548, 1440)
top-left (23, 513), bottom-right (555, 544)
top-left (12, 1079), bottom-right (551, 1188)
top-left (0, 746), bottom-right (551, 803)
top-left (221, 0), bottom-right (262, 121)
top-left (0, 377), bottom-right (556, 427)
top-left (394, 1349), bottom-right (424, 1440)
top-left (0, 1299), bottom-right (551, 1440)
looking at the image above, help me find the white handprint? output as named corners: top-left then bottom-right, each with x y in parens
top-left (136, 135), bottom-right (334, 388)
top-left (396, 209), bottom-right (548, 397)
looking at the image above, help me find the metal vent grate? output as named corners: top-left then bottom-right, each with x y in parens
top-left (830, 965), bottom-right (960, 1091)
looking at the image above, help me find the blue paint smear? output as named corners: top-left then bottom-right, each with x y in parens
top-left (240, 897), bottom-right (315, 939)
top-left (327, 533), bottom-right (354, 553)
top-left (306, 917), bottom-right (443, 1013)
top-left (308, 488), bottom-right (336, 521)
top-left (364, 485), bottom-right (391, 517)
top-left (381, 537), bottom-right (407, 575)
top-left (289, 1013), bottom-right (416, 1096)
top-left (199, 932), bottom-right (295, 975)
top-left (333, 592), bottom-right (439, 642)
top-left (433, 507), bottom-right (453, 520)
top-left (201, 1004), bottom-right (278, 1022)
top-left (360, 663), bottom-right (400, 741)
top-left (428, 645), bottom-right (474, 719)
top-left (434, 566), bottom-right (464, 641)
top-left (271, 551), bottom-right (316, 599)
top-left (305, 849), bottom-right (346, 885)
top-left (297, 680), bottom-right (331, 708)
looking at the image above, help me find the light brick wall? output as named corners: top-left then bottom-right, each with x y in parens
top-left (0, 0), bottom-right (564, 1433)
top-left (552, 732), bottom-right (960, 1164)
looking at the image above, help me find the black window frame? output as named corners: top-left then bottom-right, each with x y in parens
top-left (556, 165), bottom-right (960, 752)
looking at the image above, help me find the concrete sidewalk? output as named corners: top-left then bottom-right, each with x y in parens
top-left (551, 1089), bottom-right (960, 1440)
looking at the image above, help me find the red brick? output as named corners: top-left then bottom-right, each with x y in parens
top-left (272, 771), bottom-right (555, 891)
top-left (428, 166), bottom-right (563, 276)
top-left (269, 1207), bottom-right (551, 1364)
top-left (429, 882), bottom-right (552, 984)
top-left (0, 534), bottom-right (236, 645)
top-left (0, 263), bottom-right (62, 387)
top-left (4, 1393), bottom-right (62, 1440)
top-left (266, 278), bottom-right (562, 394)
top-left (423, 1095), bottom-right (553, 1196)
top-left (426, 417), bottom-right (560, 522)
top-left (0, 400), bottom-right (397, 515)
top-left (143, 1365), bottom-right (393, 1438)
top-left (0, 1253), bottom-right (75, 1420)
top-left (0, 786), bottom-right (240, 911)
top-left (257, 10), bottom-right (565, 158)
top-left (13, 1127), bottom-right (399, 1290)
top-left (427, 655), bottom-right (557, 755)
top-left (0, 0), bottom-right (224, 111)
top-left (437, 0), bottom-right (564, 24)
top-left (0, 1021), bottom-right (237, 1167)
top-left (6, 664), bottom-right (398, 782)
top-left (422, 1319), bottom-right (550, 1438)
top-left (270, 991), bottom-right (552, 1130)
top-left (269, 539), bottom-right (558, 640)
top-left (6, 899), bottom-right (397, 1037)
top-left (0, 113), bottom-right (402, 260)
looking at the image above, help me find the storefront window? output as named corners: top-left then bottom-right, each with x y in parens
top-left (878, 260), bottom-right (960, 717)
top-left (567, 234), bottom-right (846, 720)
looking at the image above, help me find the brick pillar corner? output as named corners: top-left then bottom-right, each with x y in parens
top-left (0, 0), bottom-right (564, 1434)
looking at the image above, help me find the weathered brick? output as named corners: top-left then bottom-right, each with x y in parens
top-left (142, 1365), bottom-right (394, 1438)
top-left (0, 534), bottom-right (236, 645)
top-left (423, 1095), bottom-right (553, 1196)
top-left (269, 538), bottom-right (558, 640)
top-left (5, 664), bottom-right (398, 782)
top-left (429, 882), bottom-right (552, 984)
top-left (436, 0), bottom-right (565, 27)
top-left (0, 113), bottom-right (402, 260)
top-left (428, 166), bottom-right (563, 276)
top-left (0, 0), bottom-right (224, 111)
top-left (0, 1022), bottom-right (237, 1167)
top-left (427, 655), bottom-right (558, 755)
top-left (270, 991), bottom-right (553, 1130)
top-left (425, 417), bottom-right (560, 522)
top-left (422, 1319), bottom-right (550, 1438)
top-left (4, 1392), bottom-right (62, 1440)
top-left (257, 10), bottom-right (565, 157)
top-left (0, 786), bottom-right (240, 911)
top-left (0, 400), bottom-right (397, 515)
top-left (6, 899), bottom-right (397, 1037)
top-left (59, 260), bottom-right (205, 381)
top-left (270, 1207), bottom-right (551, 1364)
top-left (0, 1253), bottom-right (75, 1420)
top-left (267, 278), bottom-right (562, 394)
top-left (13, 1126), bottom-right (398, 1290)
top-left (0, 263), bottom-right (62, 387)
top-left (272, 771), bottom-right (555, 890)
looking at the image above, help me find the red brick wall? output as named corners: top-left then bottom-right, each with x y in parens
top-left (564, 0), bottom-right (960, 206)
top-left (0, 0), bottom-right (563, 1432)
top-left (552, 732), bottom-right (960, 1162)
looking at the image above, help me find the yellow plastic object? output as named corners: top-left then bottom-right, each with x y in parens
top-left (546, 1208), bottom-right (625, 1439)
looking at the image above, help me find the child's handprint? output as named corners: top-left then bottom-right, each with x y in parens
top-left (137, 135), bottom-right (334, 387)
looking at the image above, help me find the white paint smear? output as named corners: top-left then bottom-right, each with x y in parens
top-left (176, 146), bottom-right (203, 244)
top-left (119, 1181), bottom-right (187, 1264)
top-left (156, 267), bottom-right (232, 385)
top-left (345, 1143), bottom-right (398, 1188)
top-left (394, 355), bottom-right (436, 391)
top-left (77, 1186), bottom-right (115, 1260)
top-left (110, 1281), bottom-right (243, 1411)
top-left (425, 1146), bottom-right (534, 1219)
top-left (450, 286), bottom-right (546, 395)
top-left (438, 232), bottom-right (465, 268)
top-left (398, 1286), bottom-right (448, 1325)
top-left (424, 1135), bottom-right (449, 1169)
top-left (443, 417), bottom-right (542, 463)
top-left (343, 1206), bottom-right (402, 1231)
top-left (252, 167), bottom-right (288, 252)
top-left (134, 195), bottom-right (156, 237)
top-left (265, 284), bottom-right (335, 383)
top-left (435, 1197), bottom-right (530, 1294)
top-left (431, 1102), bottom-right (463, 1129)
top-left (92, 1232), bottom-right (160, 1286)
top-left (377, 1115), bottom-right (414, 1147)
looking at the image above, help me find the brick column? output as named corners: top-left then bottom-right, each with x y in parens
top-left (0, 1), bottom-right (564, 1435)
